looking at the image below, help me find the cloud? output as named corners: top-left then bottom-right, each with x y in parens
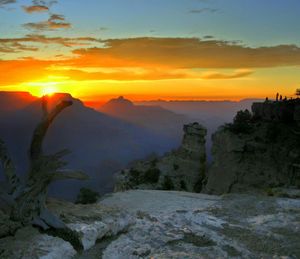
top-left (22, 5), bottom-right (48, 13)
top-left (22, 1), bottom-right (70, 30)
top-left (23, 14), bottom-right (71, 30)
top-left (203, 35), bottom-right (214, 39)
top-left (0, 57), bottom-right (193, 84)
top-left (54, 68), bottom-right (192, 81)
top-left (0, 42), bottom-right (38, 53)
top-left (0, 0), bottom-right (16, 7)
top-left (200, 69), bottom-right (253, 79)
top-left (99, 27), bottom-right (109, 31)
top-left (0, 56), bottom-right (253, 83)
top-left (189, 8), bottom-right (218, 14)
top-left (49, 14), bottom-right (64, 21)
top-left (32, 0), bottom-right (57, 7)
top-left (53, 67), bottom-right (254, 81)
top-left (24, 34), bottom-right (98, 46)
top-left (70, 37), bottom-right (300, 69)
top-left (0, 35), bottom-right (98, 52)
top-left (2, 37), bottom-right (300, 84)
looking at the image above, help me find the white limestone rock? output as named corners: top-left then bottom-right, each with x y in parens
top-left (99, 190), bottom-right (300, 259)
top-left (47, 198), bottom-right (135, 251)
top-left (67, 221), bottom-right (109, 250)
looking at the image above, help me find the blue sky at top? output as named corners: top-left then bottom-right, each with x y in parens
top-left (0, 0), bottom-right (299, 47)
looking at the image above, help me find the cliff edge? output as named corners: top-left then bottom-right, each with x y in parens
top-left (205, 100), bottom-right (300, 194)
top-left (115, 122), bottom-right (207, 192)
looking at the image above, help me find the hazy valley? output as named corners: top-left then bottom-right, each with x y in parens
top-left (0, 92), bottom-right (258, 200)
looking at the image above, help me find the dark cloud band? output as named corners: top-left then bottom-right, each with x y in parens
top-left (0, 0), bottom-right (16, 7)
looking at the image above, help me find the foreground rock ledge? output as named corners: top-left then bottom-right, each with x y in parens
top-left (0, 200), bottom-right (135, 258)
top-left (99, 190), bottom-right (300, 259)
top-left (1, 190), bottom-right (299, 258)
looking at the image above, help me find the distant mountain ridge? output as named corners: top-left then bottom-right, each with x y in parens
top-left (99, 96), bottom-right (189, 142)
top-left (0, 92), bottom-right (175, 200)
top-left (0, 91), bottom-right (37, 111)
top-left (134, 98), bottom-right (263, 162)
top-left (135, 99), bottom-right (263, 120)
top-left (102, 96), bottom-right (134, 109)
top-left (0, 91), bottom-right (265, 198)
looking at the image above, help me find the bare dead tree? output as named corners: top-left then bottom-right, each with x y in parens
top-left (0, 96), bottom-right (88, 230)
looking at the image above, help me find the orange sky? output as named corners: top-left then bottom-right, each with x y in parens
top-left (0, 1), bottom-right (300, 103)
top-left (0, 40), bottom-right (299, 103)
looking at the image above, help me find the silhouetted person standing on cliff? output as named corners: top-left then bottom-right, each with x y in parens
top-left (276, 93), bottom-right (279, 101)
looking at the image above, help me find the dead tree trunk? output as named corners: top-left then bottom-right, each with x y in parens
top-left (0, 96), bottom-right (88, 229)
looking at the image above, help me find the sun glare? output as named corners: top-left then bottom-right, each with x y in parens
top-left (41, 85), bottom-right (57, 96)
top-left (25, 81), bottom-right (60, 97)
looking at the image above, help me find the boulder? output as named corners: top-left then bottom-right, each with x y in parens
top-left (47, 198), bottom-right (135, 251)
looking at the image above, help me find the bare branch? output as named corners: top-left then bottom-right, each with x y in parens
top-left (30, 100), bottom-right (73, 163)
top-left (0, 138), bottom-right (20, 195)
top-left (51, 169), bottom-right (89, 182)
top-left (42, 95), bottom-right (48, 117)
top-left (52, 149), bottom-right (71, 160)
top-left (9, 96), bottom-right (87, 230)
top-left (39, 208), bottom-right (66, 229)
top-left (32, 208), bottom-right (66, 230)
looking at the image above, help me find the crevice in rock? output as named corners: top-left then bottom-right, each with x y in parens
top-left (168, 232), bottom-right (216, 247)
top-left (43, 227), bottom-right (84, 252)
top-left (74, 230), bottom-right (128, 259)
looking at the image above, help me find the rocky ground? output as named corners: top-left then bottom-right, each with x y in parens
top-left (0, 190), bottom-right (300, 258)
top-left (99, 190), bottom-right (300, 259)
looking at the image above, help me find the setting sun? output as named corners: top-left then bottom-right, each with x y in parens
top-left (24, 81), bottom-right (60, 97)
top-left (41, 85), bottom-right (57, 96)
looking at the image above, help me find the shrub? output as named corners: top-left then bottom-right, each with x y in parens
top-left (227, 109), bottom-right (253, 134)
top-left (194, 178), bottom-right (203, 193)
top-left (173, 164), bottom-right (179, 171)
top-left (75, 187), bottom-right (99, 204)
top-left (144, 168), bottom-right (160, 183)
top-left (234, 109), bottom-right (252, 124)
top-left (180, 180), bottom-right (187, 191)
top-left (150, 158), bottom-right (158, 167)
top-left (129, 169), bottom-right (141, 185)
top-left (162, 176), bottom-right (175, 190)
top-left (265, 188), bottom-right (274, 197)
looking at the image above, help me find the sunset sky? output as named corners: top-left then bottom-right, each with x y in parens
top-left (0, 0), bottom-right (300, 104)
